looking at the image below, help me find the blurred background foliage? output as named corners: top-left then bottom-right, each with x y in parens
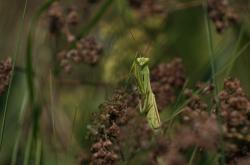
top-left (0, 0), bottom-right (250, 164)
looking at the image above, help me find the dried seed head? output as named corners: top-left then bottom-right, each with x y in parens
top-left (0, 57), bottom-right (12, 96)
top-left (66, 7), bottom-right (79, 26)
top-left (151, 58), bottom-right (186, 110)
top-left (47, 2), bottom-right (78, 40)
top-left (77, 36), bottom-right (103, 65)
top-left (57, 36), bottom-right (103, 73)
top-left (219, 78), bottom-right (250, 162)
top-left (234, 156), bottom-right (250, 165)
top-left (88, 89), bottom-right (139, 164)
top-left (47, 2), bottom-right (64, 34)
top-left (180, 109), bottom-right (219, 150)
top-left (208, 0), bottom-right (238, 33)
top-left (196, 82), bottom-right (214, 95)
top-left (129, 0), bottom-right (165, 17)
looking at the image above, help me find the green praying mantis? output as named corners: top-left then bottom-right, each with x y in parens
top-left (132, 57), bottom-right (161, 130)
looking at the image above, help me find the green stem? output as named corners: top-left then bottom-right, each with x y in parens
top-left (204, 1), bottom-right (218, 98)
top-left (188, 146), bottom-right (198, 165)
top-left (11, 131), bottom-right (21, 165)
top-left (26, 0), bottom-right (55, 107)
top-left (24, 128), bottom-right (34, 165)
top-left (26, 33), bottom-right (35, 105)
top-left (11, 94), bottom-right (28, 165)
top-left (24, 1), bottom-right (55, 163)
top-left (35, 138), bottom-right (42, 165)
top-left (204, 1), bottom-right (225, 164)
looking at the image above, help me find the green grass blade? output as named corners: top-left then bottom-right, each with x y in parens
top-left (173, 79), bottom-right (189, 108)
top-left (204, 0), bottom-right (218, 97)
top-left (11, 131), bottom-right (21, 165)
top-left (32, 0), bottom-right (55, 24)
top-left (215, 42), bottom-right (250, 76)
top-left (26, 33), bottom-right (35, 105)
top-left (26, 0), bottom-right (55, 106)
top-left (35, 138), bottom-right (42, 165)
top-left (24, 128), bottom-right (34, 165)
top-left (11, 94), bottom-right (28, 165)
top-left (204, 1), bottom-right (225, 164)
top-left (188, 146), bottom-right (198, 165)
top-left (0, 0), bottom-right (28, 150)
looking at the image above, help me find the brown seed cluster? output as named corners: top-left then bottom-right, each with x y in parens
top-left (0, 57), bottom-right (12, 96)
top-left (149, 136), bottom-right (187, 165)
top-left (180, 78), bottom-right (250, 164)
top-left (151, 58), bottom-right (186, 110)
top-left (57, 36), bottom-right (103, 73)
top-left (233, 156), bottom-right (250, 165)
top-left (181, 109), bottom-right (219, 150)
top-left (90, 138), bottom-right (118, 165)
top-left (148, 82), bottom-right (219, 165)
top-left (119, 112), bottom-right (153, 158)
top-left (219, 78), bottom-right (250, 163)
top-left (149, 109), bottom-right (219, 165)
top-left (182, 83), bottom-right (214, 112)
top-left (128, 0), bottom-right (164, 17)
top-left (89, 89), bottom-right (139, 165)
top-left (208, 0), bottom-right (238, 33)
top-left (47, 2), bottom-right (79, 42)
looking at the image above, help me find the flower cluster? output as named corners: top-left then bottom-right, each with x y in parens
top-left (57, 36), bottom-right (103, 73)
top-left (219, 78), bottom-right (250, 163)
top-left (47, 2), bottom-right (79, 42)
top-left (180, 78), bottom-right (250, 164)
top-left (149, 109), bottom-right (219, 165)
top-left (0, 57), bottom-right (12, 96)
top-left (128, 0), bottom-right (164, 17)
top-left (88, 89), bottom-right (139, 165)
top-left (208, 0), bottom-right (238, 33)
top-left (151, 58), bottom-right (186, 110)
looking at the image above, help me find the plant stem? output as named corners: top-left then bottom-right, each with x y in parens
top-left (204, 1), bottom-right (225, 164)
top-left (35, 138), bottom-right (42, 165)
top-left (24, 128), bottom-right (33, 165)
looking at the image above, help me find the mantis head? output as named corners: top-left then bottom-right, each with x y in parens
top-left (136, 57), bottom-right (149, 67)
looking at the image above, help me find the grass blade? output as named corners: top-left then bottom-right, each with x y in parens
top-left (215, 42), bottom-right (250, 76)
top-left (24, 128), bottom-right (33, 165)
top-left (188, 146), bottom-right (198, 165)
top-left (11, 94), bottom-right (28, 165)
top-left (26, 0), bottom-right (55, 106)
top-left (204, 1), bottom-right (225, 164)
top-left (0, 0), bottom-right (28, 150)
top-left (35, 138), bottom-right (42, 165)
top-left (11, 131), bottom-right (21, 165)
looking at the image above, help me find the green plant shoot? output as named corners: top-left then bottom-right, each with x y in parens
top-left (133, 57), bottom-right (161, 130)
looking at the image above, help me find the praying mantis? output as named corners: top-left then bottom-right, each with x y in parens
top-left (132, 57), bottom-right (161, 130)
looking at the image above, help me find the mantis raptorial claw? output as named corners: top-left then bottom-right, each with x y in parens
top-left (133, 57), bottom-right (161, 130)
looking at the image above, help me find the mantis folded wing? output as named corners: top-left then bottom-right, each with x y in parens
top-left (133, 57), bottom-right (161, 129)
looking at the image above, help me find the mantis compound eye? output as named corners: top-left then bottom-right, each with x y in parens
top-left (136, 57), bottom-right (149, 67)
